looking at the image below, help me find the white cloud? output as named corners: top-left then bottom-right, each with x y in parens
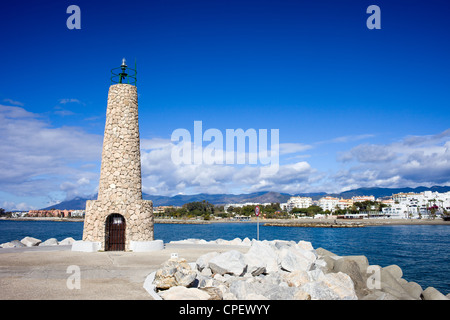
top-left (2, 201), bottom-right (35, 211)
top-left (279, 143), bottom-right (312, 155)
top-left (0, 105), bottom-right (102, 198)
top-left (141, 138), bottom-right (173, 150)
top-left (317, 134), bottom-right (375, 145)
top-left (334, 129), bottom-right (450, 189)
top-left (140, 138), bottom-right (318, 196)
top-left (54, 107), bottom-right (76, 116)
top-left (3, 99), bottom-right (24, 107)
top-left (338, 143), bottom-right (397, 163)
top-left (58, 98), bottom-right (84, 105)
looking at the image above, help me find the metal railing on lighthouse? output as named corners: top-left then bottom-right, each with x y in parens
top-left (110, 58), bottom-right (137, 86)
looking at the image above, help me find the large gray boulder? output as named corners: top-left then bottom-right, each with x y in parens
top-left (229, 279), bottom-right (297, 300)
top-left (244, 251), bottom-right (266, 276)
top-left (209, 250), bottom-right (247, 276)
top-left (315, 247), bottom-right (338, 257)
top-left (300, 272), bottom-right (357, 300)
top-left (378, 267), bottom-right (415, 300)
top-left (245, 241), bottom-right (279, 274)
top-left (297, 240), bottom-right (314, 251)
top-left (153, 258), bottom-right (197, 290)
top-left (316, 248), bottom-right (340, 272)
top-left (159, 286), bottom-right (211, 300)
top-left (382, 265), bottom-right (403, 280)
top-left (59, 237), bottom-right (75, 245)
top-left (20, 236), bottom-right (41, 247)
top-left (341, 255), bottom-right (369, 274)
top-left (279, 247), bottom-right (313, 272)
top-left (421, 287), bottom-right (450, 300)
top-left (360, 291), bottom-right (400, 300)
top-left (1, 240), bottom-right (26, 248)
top-left (332, 257), bottom-right (367, 298)
top-left (401, 281), bottom-right (423, 300)
top-left (196, 252), bottom-right (219, 271)
top-left (282, 270), bottom-right (310, 287)
top-left (39, 238), bottom-right (59, 246)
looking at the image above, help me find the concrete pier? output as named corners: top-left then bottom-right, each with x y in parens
top-left (0, 243), bottom-right (249, 299)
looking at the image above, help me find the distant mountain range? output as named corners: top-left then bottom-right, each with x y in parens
top-left (41, 185), bottom-right (450, 210)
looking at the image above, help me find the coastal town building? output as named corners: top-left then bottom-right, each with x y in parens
top-left (220, 190), bottom-right (450, 219)
top-left (392, 192), bottom-right (417, 203)
top-left (10, 211), bottom-right (28, 218)
top-left (381, 204), bottom-right (409, 219)
top-left (70, 210), bottom-right (85, 217)
top-left (380, 199), bottom-right (395, 206)
top-left (224, 202), bottom-right (272, 212)
top-left (257, 195), bottom-right (377, 213)
top-left (285, 196), bottom-right (313, 212)
top-left (318, 196), bottom-right (340, 212)
top-left (230, 215), bottom-right (251, 221)
top-left (28, 209), bottom-right (74, 218)
top-left (337, 198), bottom-right (353, 210)
top-left (351, 195), bottom-right (375, 202)
top-left (384, 191), bottom-right (450, 219)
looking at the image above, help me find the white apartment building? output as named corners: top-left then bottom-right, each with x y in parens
top-left (70, 210), bottom-right (85, 217)
top-left (285, 196), bottom-right (313, 212)
top-left (384, 191), bottom-right (450, 218)
top-left (337, 198), bottom-right (353, 210)
top-left (318, 197), bottom-right (363, 212)
top-left (382, 204), bottom-right (409, 219)
top-left (318, 196), bottom-right (340, 212)
top-left (392, 192), bottom-right (417, 203)
top-left (351, 195), bottom-right (375, 202)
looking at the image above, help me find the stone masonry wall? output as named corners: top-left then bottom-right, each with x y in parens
top-left (83, 84), bottom-right (153, 250)
top-left (98, 84), bottom-right (142, 202)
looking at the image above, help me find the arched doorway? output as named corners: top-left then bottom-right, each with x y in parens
top-left (105, 214), bottom-right (126, 251)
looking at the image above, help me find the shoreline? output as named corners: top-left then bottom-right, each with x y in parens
top-left (263, 218), bottom-right (450, 227)
top-left (0, 217), bottom-right (84, 222)
top-left (2, 217), bottom-right (450, 226)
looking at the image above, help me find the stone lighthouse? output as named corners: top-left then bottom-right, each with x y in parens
top-left (75, 59), bottom-right (161, 252)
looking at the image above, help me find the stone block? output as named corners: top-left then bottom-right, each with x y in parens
top-left (153, 258), bottom-right (197, 290)
top-left (382, 264), bottom-right (403, 280)
top-left (71, 240), bottom-right (101, 252)
top-left (401, 281), bottom-right (423, 300)
top-left (196, 252), bottom-right (220, 271)
top-left (332, 257), bottom-right (366, 297)
top-left (301, 272), bottom-right (357, 300)
top-left (421, 287), bottom-right (449, 300)
top-left (0, 240), bottom-right (25, 248)
top-left (341, 255), bottom-right (369, 274)
top-left (59, 237), bottom-right (75, 245)
top-left (129, 240), bottom-right (163, 252)
top-left (20, 236), bottom-right (41, 247)
top-left (39, 238), bottom-right (59, 246)
top-left (279, 247), bottom-right (313, 272)
top-left (209, 250), bottom-right (247, 276)
top-left (159, 286), bottom-right (211, 300)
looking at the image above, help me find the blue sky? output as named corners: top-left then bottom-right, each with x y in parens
top-left (1, 0), bottom-right (450, 210)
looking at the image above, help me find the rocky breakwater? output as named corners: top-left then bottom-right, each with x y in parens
top-left (144, 239), bottom-right (449, 300)
top-left (265, 221), bottom-right (365, 228)
top-left (0, 236), bottom-right (76, 248)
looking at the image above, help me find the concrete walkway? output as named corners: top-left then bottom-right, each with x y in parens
top-left (0, 243), bottom-right (249, 300)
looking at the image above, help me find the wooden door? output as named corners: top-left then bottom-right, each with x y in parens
top-left (105, 214), bottom-right (125, 251)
